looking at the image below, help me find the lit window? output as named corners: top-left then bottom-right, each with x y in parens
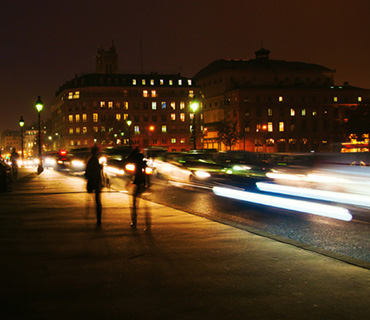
top-left (143, 90), bottom-right (149, 98)
top-left (134, 126), bottom-right (140, 133)
top-left (161, 102), bottom-right (166, 109)
top-left (181, 138), bottom-right (186, 143)
top-left (132, 79), bottom-right (137, 85)
top-left (279, 96), bottom-right (283, 102)
top-left (93, 126), bottom-right (98, 132)
top-left (180, 113), bottom-right (185, 122)
top-left (162, 125), bottom-right (167, 133)
top-left (82, 114), bottom-right (87, 122)
top-left (151, 90), bottom-right (157, 97)
top-left (160, 79), bottom-right (164, 85)
top-left (100, 101), bottom-right (105, 108)
top-left (84, 140), bottom-right (87, 145)
top-left (171, 102), bottom-right (176, 110)
top-left (178, 79), bottom-right (182, 85)
top-left (83, 127), bottom-right (87, 133)
top-left (74, 91), bottom-right (80, 99)
top-left (169, 80), bottom-right (173, 86)
top-left (76, 127), bottom-right (80, 133)
top-left (116, 102), bottom-right (121, 109)
top-left (256, 124), bottom-right (261, 132)
top-left (68, 115), bottom-right (73, 123)
top-left (171, 114), bottom-right (176, 121)
top-left (116, 114), bottom-right (121, 121)
top-left (334, 97), bottom-right (338, 102)
top-left (268, 108), bottom-right (273, 116)
top-left (75, 114), bottom-right (80, 122)
top-left (108, 101), bottom-right (113, 108)
top-left (358, 96), bottom-right (362, 102)
top-left (279, 122), bottom-right (284, 132)
top-left (124, 101), bottom-right (128, 109)
top-left (68, 92), bottom-right (73, 99)
top-left (290, 108), bottom-right (295, 116)
top-left (69, 128), bottom-right (73, 134)
top-left (171, 138), bottom-right (176, 144)
top-left (268, 122), bottom-right (273, 132)
top-left (152, 102), bottom-right (157, 110)
top-left (150, 79), bottom-right (154, 85)
top-left (124, 114), bottom-right (129, 120)
top-left (101, 126), bottom-right (105, 132)
top-left (93, 113), bottom-right (98, 122)
top-left (302, 108), bottom-right (306, 116)
top-left (189, 90), bottom-right (194, 98)
top-left (312, 111), bottom-right (317, 116)
top-left (188, 79), bottom-right (192, 86)
top-left (70, 140), bottom-right (74, 146)
top-left (180, 101), bottom-right (185, 109)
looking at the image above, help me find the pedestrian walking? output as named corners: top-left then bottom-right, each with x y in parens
top-left (10, 148), bottom-right (19, 179)
top-left (85, 146), bottom-right (103, 226)
top-left (130, 152), bottom-right (149, 230)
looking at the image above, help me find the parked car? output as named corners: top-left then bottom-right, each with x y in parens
top-left (0, 158), bottom-right (12, 192)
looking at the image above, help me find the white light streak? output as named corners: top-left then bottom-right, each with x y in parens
top-left (256, 182), bottom-right (370, 208)
top-left (212, 186), bottom-right (352, 221)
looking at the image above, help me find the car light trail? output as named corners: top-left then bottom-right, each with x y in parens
top-left (256, 182), bottom-right (370, 208)
top-left (212, 186), bottom-right (352, 221)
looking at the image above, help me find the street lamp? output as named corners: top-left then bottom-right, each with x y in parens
top-left (190, 101), bottom-right (200, 150)
top-left (126, 119), bottom-right (132, 146)
top-left (35, 96), bottom-right (43, 174)
top-left (19, 116), bottom-right (25, 166)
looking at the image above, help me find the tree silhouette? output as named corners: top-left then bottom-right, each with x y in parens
top-left (217, 120), bottom-right (242, 150)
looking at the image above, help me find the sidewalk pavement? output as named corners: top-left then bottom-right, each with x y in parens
top-left (0, 168), bottom-right (369, 320)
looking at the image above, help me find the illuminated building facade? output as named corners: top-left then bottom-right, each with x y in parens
top-left (194, 48), bottom-right (370, 152)
top-left (51, 44), bottom-right (202, 152)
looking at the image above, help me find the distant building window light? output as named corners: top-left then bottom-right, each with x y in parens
top-left (143, 90), bottom-right (149, 98)
top-left (124, 113), bottom-right (129, 120)
top-left (189, 90), bottom-right (194, 98)
top-left (75, 114), bottom-right (80, 122)
top-left (160, 79), bottom-right (164, 85)
top-left (312, 111), bottom-right (317, 116)
top-left (268, 108), bottom-right (273, 116)
top-left (178, 79), bottom-right (182, 85)
top-left (93, 126), bottom-right (98, 132)
top-left (76, 127), bottom-right (80, 134)
top-left (152, 102), bottom-right (157, 110)
top-left (171, 138), bottom-right (176, 144)
top-left (124, 101), bottom-right (129, 110)
top-left (169, 80), bottom-right (173, 86)
top-left (290, 108), bottom-right (295, 116)
top-left (68, 115), bottom-right (73, 123)
top-left (268, 122), bottom-right (273, 132)
top-left (162, 125), bottom-right (167, 133)
top-left (132, 79), bottom-right (137, 85)
top-left (134, 126), bottom-right (140, 133)
top-left (279, 96), bottom-right (283, 102)
top-left (161, 102), bottom-right (166, 109)
top-left (302, 108), bottom-right (306, 116)
top-left (358, 96), bottom-right (362, 102)
top-left (171, 113), bottom-right (176, 121)
top-left (70, 140), bottom-right (74, 146)
top-left (150, 79), bottom-right (154, 85)
top-left (151, 90), bottom-right (157, 97)
top-left (334, 96), bottom-right (338, 102)
top-left (73, 91), bottom-right (80, 99)
top-left (188, 79), bottom-right (192, 86)
top-left (279, 122), bottom-right (284, 132)
top-left (142, 79), bottom-right (146, 85)
top-left (180, 113), bottom-right (185, 122)
top-left (108, 101), bottom-right (113, 108)
top-left (93, 113), bottom-right (98, 122)
top-left (69, 128), bottom-right (73, 134)
top-left (82, 114), bottom-right (87, 122)
top-left (68, 92), bottom-right (73, 99)
top-left (100, 101), bottom-right (105, 108)
top-left (180, 101), bottom-right (185, 109)
top-left (181, 138), bottom-right (186, 143)
top-left (116, 114), bottom-right (121, 121)
top-left (83, 127), bottom-right (87, 133)
top-left (171, 102), bottom-right (176, 110)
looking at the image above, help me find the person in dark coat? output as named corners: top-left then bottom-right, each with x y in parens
top-left (130, 152), bottom-right (147, 229)
top-left (85, 146), bottom-right (103, 226)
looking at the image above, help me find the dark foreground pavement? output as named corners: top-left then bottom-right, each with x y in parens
top-left (0, 168), bottom-right (369, 320)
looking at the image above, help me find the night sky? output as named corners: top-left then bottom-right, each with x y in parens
top-left (1, 0), bottom-right (369, 133)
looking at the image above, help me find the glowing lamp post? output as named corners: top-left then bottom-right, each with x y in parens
top-left (190, 101), bottom-right (200, 150)
top-left (126, 119), bottom-right (132, 146)
top-left (19, 116), bottom-right (25, 165)
top-left (35, 96), bottom-right (43, 174)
